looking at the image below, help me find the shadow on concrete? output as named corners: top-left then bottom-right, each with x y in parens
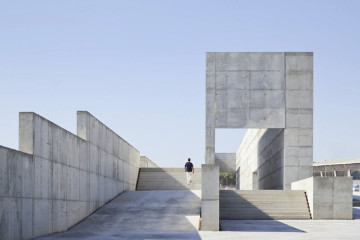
top-left (220, 220), bottom-right (306, 233)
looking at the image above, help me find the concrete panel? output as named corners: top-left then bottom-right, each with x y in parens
top-left (79, 170), bottom-right (89, 202)
top-left (33, 199), bottom-right (52, 237)
top-left (19, 112), bottom-right (34, 154)
top-left (216, 108), bottom-right (248, 128)
top-left (286, 90), bottom-right (313, 109)
top-left (66, 166), bottom-right (80, 201)
top-left (249, 90), bottom-right (285, 109)
top-left (34, 157), bottom-right (52, 199)
top-left (248, 109), bottom-right (285, 127)
top-left (216, 90), bottom-right (250, 109)
top-left (53, 162), bottom-right (66, 200)
top-left (215, 52), bottom-right (284, 71)
top-left (52, 200), bottom-right (67, 233)
top-left (89, 173), bottom-right (99, 202)
top-left (215, 153), bottom-right (236, 172)
top-left (215, 71), bottom-right (250, 90)
top-left (77, 111), bottom-right (90, 141)
top-left (286, 70), bottom-right (313, 90)
top-left (201, 200), bottom-right (219, 231)
top-left (202, 164), bottom-right (219, 200)
top-left (250, 71), bottom-right (284, 90)
top-left (21, 198), bottom-right (33, 239)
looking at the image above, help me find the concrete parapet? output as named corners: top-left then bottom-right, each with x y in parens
top-left (1, 111), bottom-right (145, 240)
top-left (201, 164), bottom-right (219, 231)
top-left (140, 156), bottom-right (159, 168)
top-left (291, 177), bottom-right (352, 219)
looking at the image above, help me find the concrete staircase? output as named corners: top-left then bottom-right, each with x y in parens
top-left (220, 190), bottom-right (311, 220)
top-left (136, 168), bottom-right (201, 190)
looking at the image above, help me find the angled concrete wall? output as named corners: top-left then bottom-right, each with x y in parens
top-left (236, 128), bottom-right (284, 190)
top-left (140, 156), bottom-right (159, 168)
top-left (1, 111), bottom-right (142, 240)
top-left (0, 146), bottom-right (33, 240)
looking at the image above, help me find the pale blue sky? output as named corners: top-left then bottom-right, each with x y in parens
top-left (0, 0), bottom-right (359, 167)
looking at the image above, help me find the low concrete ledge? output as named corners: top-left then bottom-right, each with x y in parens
top-left (291, 177), bottom-right (353, 219)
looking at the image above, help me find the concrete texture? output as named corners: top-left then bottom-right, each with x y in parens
top-left (236, 129), bottom-right (285, 190)
top-left (220, 190), bottom-right (310, 220)
top-left (137, 168), bottom-right (201, 190)
top-left (205, 52), bottom-right (313, 229)
top-left (201, 164), bottom-right (219, 231)
top-left (1, 111), bottom-right (143, 240)
top-left (206, 52), bottom-right (313, 190)
top-left (140, 156), bottom-right (158, 168)
top-left (292, 177), bottom-right (353, 219)
top-left (37, 190), bottom-right (201, 240)
top-left (215, 153), bottom-right (236, 173)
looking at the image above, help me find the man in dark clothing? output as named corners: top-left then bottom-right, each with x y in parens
top-left (184, 158), bottom-right (194, 185)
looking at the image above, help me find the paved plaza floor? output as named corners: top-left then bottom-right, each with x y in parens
top-left (38, 191), bottom-right (360, 240)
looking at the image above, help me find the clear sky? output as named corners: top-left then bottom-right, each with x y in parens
top-left (1, 0), bottom-right (359, 167)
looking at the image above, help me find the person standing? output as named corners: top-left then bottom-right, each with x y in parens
top-left (185, 158), bottom-right (194, 185)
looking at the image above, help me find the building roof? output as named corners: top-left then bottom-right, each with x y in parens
top-left (313, 158), bottom-right (360, 166)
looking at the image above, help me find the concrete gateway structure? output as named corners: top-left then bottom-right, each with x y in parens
top-left (202, 52), bottom-right (351, 230)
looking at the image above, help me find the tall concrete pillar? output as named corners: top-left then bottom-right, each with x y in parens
top-left (201, 164), bottom-right (219, 231)
top-left (205, 53), bottom-right (216, 165)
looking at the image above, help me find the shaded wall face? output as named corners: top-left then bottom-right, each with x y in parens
top-left (236, 128), bottom-right (284, 190)
top-left (1, 111), bottom-right (141, 240)
top-left (215, 153), bottom-right (236, 173)
top-left (236, 129), bottom-right (266, 190)
top-left (257, 129), bottom-right (284, 189)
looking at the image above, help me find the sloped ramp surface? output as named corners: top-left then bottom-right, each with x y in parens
top-left (220, 190), bottom-right (311, 220)
top-left (38, 190), bottom-right (201, 240)
top-left (137, 168), bottom-right (201, 190)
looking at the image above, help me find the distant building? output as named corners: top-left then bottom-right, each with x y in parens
top-left (313, 158), bottom-right (360, 179)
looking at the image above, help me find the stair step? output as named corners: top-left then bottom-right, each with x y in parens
top-left (137, 168), bottom-right (201, 191)
top-left (219, 190), bottom-right (311, 220)
top-left (220, 213), bottom-right (310, 220)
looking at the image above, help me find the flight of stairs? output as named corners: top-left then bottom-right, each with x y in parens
top-left (220, 190), bottom-right (311, 220)
top-left (136, 168), bottom-right (201, 190)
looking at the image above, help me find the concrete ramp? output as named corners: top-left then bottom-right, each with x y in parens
top-left (38, 190), bottom-right (201, 239)
top-left (137, 168), bottom-right (201, 190)
top-left (220, 190), bottom-right (311, 220)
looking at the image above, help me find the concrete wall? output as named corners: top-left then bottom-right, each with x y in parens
top-left (0, 146), bottom-right (33, 240)
top-left (140, 156), bottom-right (159, 168)
top-left (257, 129), bottom-right (284, 189)
top-left (236, 129), bottom-right (266, 190)
top-left (283, 53), bottom-right (313, 189)
top-left (236, 128), bottom-right (284, 190)
top-left (215, 153), bottom-right (236, 173)
top-left (1, 111), bottom-right (142, 239)
top-left (213, 52), bottom-right (286, 129)
top-left (207, 52), bottom-right (313, 188)
top-left (292, 177), bottom-right (353, 219)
